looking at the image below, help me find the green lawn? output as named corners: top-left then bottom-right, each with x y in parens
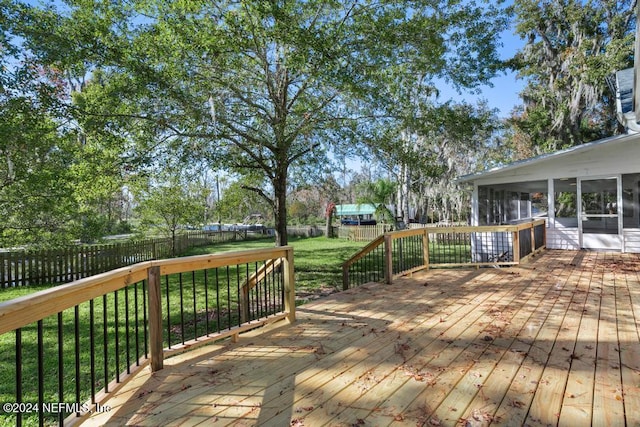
top-left (183, 235), bottom-right (370, 298)
top-left (0, 236), bottom-right (370, 303)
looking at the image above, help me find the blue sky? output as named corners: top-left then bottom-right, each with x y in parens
top-left (441, 27), bottom-right (527, 118)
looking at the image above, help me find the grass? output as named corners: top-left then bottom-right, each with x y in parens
top-left (182, 235), bottom-right (370, 297)
top-left (0, 236), bottom-right (369, 303)
top-left (0, 235), bottom-right (369, 426)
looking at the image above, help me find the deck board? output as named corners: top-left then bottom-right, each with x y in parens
top-left (84, 250), bottom-right (640, 427)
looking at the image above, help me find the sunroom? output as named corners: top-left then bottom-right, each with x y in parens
top-left (458, 132), bottom-right (640, 253)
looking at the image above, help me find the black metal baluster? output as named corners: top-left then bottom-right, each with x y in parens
top-left (236, 263), bottom-right (242, 325)
top-left (259, 261), bottom-right (266, 318)
top-left (215, 268), bottom-right (221, 333)
top-left (37, 320), bottom-right (43, 427)
top-left (179, 273), bottom-right (185, 344)
top-left (102, 295), bottom-right (108, 393)
top-left (251, 264), bottom-right (258, 320)
top-left (16, 328), bottom-right (22, 427)
top-left (165, 276), bottom-right (171, 348)
top-left (270, 260), bottom-right (276, 315)
top-left (90, 300), bottom-right (96, 403)
top-left (134, 282), bottom-right (140, 364)
top-left (74, 306), bottom-right (81, 415)
top-left (204, 269), bottom-right (210, 336)
top-left (192, 271), bottom-right (197, 340)
top-left (125, 286), bottom-right (131, 373)
top-left (114, 290), bottom-right (120, 382)
top-left (226, 266), bottom-right (231, 329)
top-left (57, 312), bottom-right (64, 426)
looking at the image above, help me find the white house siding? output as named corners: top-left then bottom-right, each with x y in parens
top-left (546, 228), bottom-right (580, 250)
top-left (466, 134), bottom-right (640, 187)
top-left (623, 229), bottom-right (640, 253)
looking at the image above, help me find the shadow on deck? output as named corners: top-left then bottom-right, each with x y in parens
top-left (86, 250), bottom-right (640, 426)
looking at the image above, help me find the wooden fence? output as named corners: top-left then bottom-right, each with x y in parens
top-left (0, 230), bottom-right (242, 288)
top-left (336, 224), bottom-right (394, 241)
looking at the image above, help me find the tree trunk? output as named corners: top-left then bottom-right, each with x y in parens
top-left (403, 166), bottom-right (411, 224)
top-left (170, 228), bottom-right (176, 257)
top-left (273, 171), bottom-right (288, 247)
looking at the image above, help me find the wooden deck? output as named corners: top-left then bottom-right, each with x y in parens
top-left (86, 250), bottom-right (640, 426)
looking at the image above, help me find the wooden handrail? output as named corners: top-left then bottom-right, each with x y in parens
top-left (0, 246), bottom-right (294, 337)
top-left (342, 235), bottom-right (385, 268)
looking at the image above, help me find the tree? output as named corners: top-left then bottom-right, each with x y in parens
top-left (0, 4), bottom-right (81, 247)
top-left (0, 1), bottom-right (141, 246)
top-left (355, 178), bottom-right (397, 224)
top-left (0, 101), bottom-right (81, 246)
top-left (367, 99), bottom-right (501, 223)
top-left (13, 0), bottom-right (509, 247)
top-left (134, 169), bottom-right (204, 257)
top-left (509, 0), bottom-right (636, 152)
top-left (216, 178), bottom-right (272, 224)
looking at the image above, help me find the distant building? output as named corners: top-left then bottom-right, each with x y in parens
top-left (335, 204), bottom-right (378, 225)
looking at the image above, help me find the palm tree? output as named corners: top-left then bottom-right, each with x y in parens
top-left (356, 179), bottom-right (397, 224)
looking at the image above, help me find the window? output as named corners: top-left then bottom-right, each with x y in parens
top-left (554, 178), bottom-right (577, 228)
top-left (478, 181), bottom-right (548, 225)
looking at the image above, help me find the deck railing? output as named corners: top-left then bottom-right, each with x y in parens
top-left (342, 220), bottom-right (546, 289)
top-left (0, 247), bottom-right (295, 426)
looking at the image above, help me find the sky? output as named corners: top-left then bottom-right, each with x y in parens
top-left (440, 27), bottom-right (527, 118)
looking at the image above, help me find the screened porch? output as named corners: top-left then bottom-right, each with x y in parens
top-left (474, 173), bottom-right (640, 252)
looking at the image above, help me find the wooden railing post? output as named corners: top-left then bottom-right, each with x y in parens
top-left (384, 233), bottom-right (393, 284)
top-left (239, 283), bottom-right (249, 323)
top-left (530, 223), bottom-right (536, 252)
top-left (422, 229), bottom-right (430, 270)
top-left (147, 265), bottom-right (164, 372)
top-left (513, 229), bottom-right (520, 264)
top-left (342, 264), bottom-right (350, 290)
top-left (283, 248), bottom-right (296, 323)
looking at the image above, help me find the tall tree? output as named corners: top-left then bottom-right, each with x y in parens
top-left (509, 0), bottom-right (636, 152)
top-left (0, 2), bottom-right (81, 247)
top-left (13, 0), bottom-right (508, 246)
top-left (0, 1), bottom-right (141, 246)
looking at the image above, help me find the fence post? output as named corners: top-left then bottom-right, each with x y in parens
top-left (283, 248), bottom-right (296, 323)
top-left (384, 233), bottom-right (393, 284)
top-left (423, 229), bottom-right (430, 270)
top-left (147, 265), bottom-right (164, 372)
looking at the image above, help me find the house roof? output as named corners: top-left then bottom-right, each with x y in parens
top-left (457, 132), bottom-right (638, 183)
top-left (335, 204), bottom-right (377, 216)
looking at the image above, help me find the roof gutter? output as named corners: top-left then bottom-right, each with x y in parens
top-left (620, 3), bottom-right (640, 133)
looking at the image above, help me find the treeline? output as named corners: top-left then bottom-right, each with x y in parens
top-left (0, 0), bottom-right (635, 250)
